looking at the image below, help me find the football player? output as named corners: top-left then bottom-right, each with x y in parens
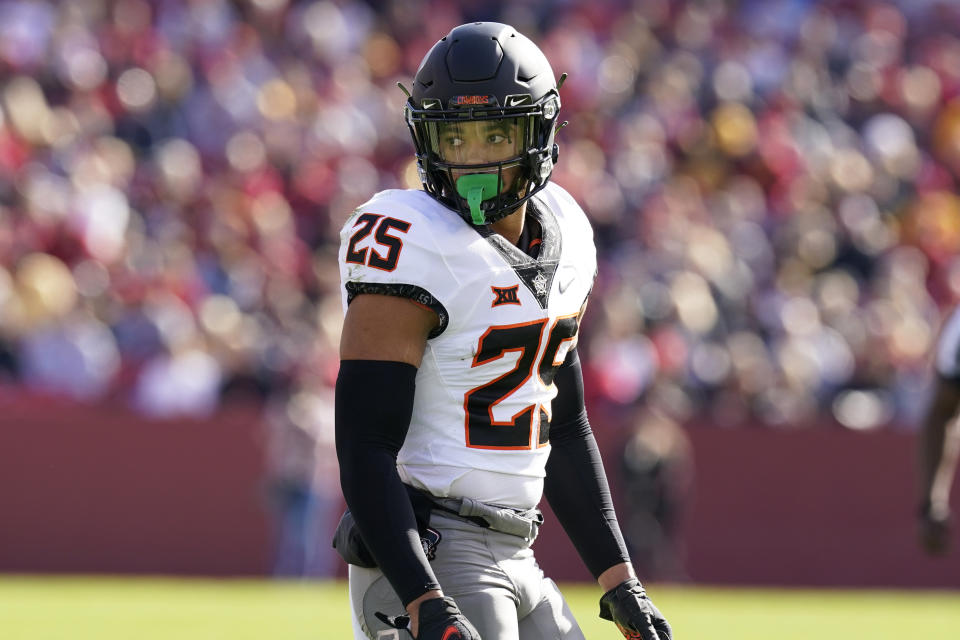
top-left (918, 306), bottom-right (960, 555)
top-left (334, 22), bottom-right (672, 640)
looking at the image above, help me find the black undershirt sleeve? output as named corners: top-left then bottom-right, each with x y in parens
top-left (544, 348), bottom-right (631, 579)
top-left (335, 359), bottom-right (441, 606)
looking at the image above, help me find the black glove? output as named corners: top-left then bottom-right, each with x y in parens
top-left (376, 596), bottom-right (481, 640)
top-left (918, 500), bottom-right (952, 556)
top-left (599, 578), bottom-right (672, 640)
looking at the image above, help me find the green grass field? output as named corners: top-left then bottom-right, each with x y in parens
top-left (0, 575), bottom-right (958, 639)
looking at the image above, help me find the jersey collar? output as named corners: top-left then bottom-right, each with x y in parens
top-left (473, 195), bottom-right (561, 309)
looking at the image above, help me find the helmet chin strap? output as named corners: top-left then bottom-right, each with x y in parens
top-left (455, 174), bottom-right (502, 225)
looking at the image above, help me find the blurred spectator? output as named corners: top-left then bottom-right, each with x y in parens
top-left (133, 344), bottom-right (223, 418)
top-left (620, 403), bottom-right (693, 581)
top-left (263, 382), bottom-right (338, 578)
top-left (20, 310), bottom-right (120, 401)
top-left (0, 0), bottom-right (959, 436)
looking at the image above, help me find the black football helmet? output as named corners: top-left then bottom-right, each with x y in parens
top-left (403, 22), bottom-right (563, 225)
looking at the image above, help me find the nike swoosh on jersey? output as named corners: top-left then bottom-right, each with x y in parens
top-left (558, 265), bottom-right (576, 293)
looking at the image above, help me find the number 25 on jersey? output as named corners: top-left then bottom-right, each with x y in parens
top-left (345, 213), bottom-right (411, 272)
top-left (465, 315), bottom-right (579, 450)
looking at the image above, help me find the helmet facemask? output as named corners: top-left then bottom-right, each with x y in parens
top-left (406, 95), bottom-right (560, 225)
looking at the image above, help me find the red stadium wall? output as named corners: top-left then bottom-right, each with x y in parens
top-left (537, 423), bottom-right (960, 588)
top-left (0, 394), bottom-right (271, 575)
top-left (681, 425), bottom-right (960, 588)
top-left (2, 394), bottom-right (959, 587)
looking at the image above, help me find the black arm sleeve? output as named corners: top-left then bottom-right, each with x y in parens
top-left (544, 349), bottom-right (631, 578)
top-left (335, 359), bottom-right (441, 606)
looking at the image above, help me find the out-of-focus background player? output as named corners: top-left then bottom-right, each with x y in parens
top-left (919, 306), bottom-right (960, 554)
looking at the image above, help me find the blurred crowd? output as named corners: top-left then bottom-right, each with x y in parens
top-left (1, 0), bottom-right (960, 439)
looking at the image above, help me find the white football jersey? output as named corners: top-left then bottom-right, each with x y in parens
top-left (338, 183), bottom-right (597, 509)
top-left (936, 306), bottom-right (960, 379)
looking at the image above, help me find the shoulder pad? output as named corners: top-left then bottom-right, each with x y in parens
top-left (338, 190), bottom-right (462, 337)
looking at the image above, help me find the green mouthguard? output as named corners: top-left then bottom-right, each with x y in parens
top-left (455, 174), bottom-right (501, 225)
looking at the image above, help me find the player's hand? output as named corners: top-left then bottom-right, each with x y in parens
top-left (413, 597), bottom-right (481, 639)
top-left (919, 501), bottom-right (952, 555)
top-left (376, 596), bottom-right (481, 640)
top-left (599, 578), bottom-right (672, 640)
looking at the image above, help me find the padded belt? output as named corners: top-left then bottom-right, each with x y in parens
top-left (429, 495), bottom-right (544, 541)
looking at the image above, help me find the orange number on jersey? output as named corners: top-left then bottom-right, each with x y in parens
top-left (463, 315), bottom-right (579, 449)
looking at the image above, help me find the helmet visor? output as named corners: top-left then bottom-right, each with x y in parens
top-left (425, 117), bottom-right (529, 166)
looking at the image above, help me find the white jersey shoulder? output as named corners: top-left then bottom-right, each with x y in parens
top-left (936, 306), bottom-right (960, 378)
top-left (337, 189), bottom-right (470, 334)
top-left (538, 182), bottom-right (595, 243)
